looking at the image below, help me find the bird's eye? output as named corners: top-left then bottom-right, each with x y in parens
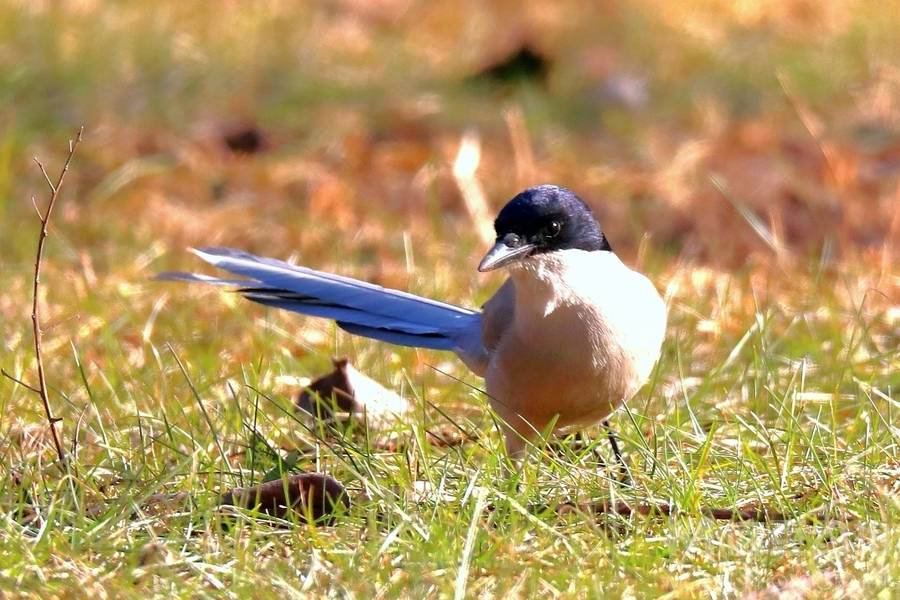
top-left (545, 221), bottom-right (561, 238)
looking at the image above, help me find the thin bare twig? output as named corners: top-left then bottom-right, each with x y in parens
top-left (31, 196), bottom-right (44, 221)
top-left (34, 158), bottom-right (57, 194)
top-left (554, 497), bottom-right (854, 524)
top-left (29, 126), bottom-right (84, 465)
top-left (1, 368), bottom-right (42, 395)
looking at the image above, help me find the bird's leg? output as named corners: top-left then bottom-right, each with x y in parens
top-left (603, 420), bottom-right (630, 485)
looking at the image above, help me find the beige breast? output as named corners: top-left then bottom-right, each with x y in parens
top-left (480, 250), bottom-right (666, 453)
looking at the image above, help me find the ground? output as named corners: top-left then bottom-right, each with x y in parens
top-left (0, 2), bottom-right (897, 598)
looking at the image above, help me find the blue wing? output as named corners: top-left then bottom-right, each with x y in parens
top-left (158, 247), bottom-right (484, 354)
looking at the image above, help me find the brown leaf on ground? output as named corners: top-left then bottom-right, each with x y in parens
top-left (466, 43), bottom-right (550, 87)
top-left (219, 473), bottom-right (350, 525)
top-left (222, 123), bottom-right (268, 155)
top-left (297, 357), bottom-right (358, 417)
top-left (553, 495), bottom-right (855, 524)
top-left (122, 474), bottom-right (350, 526)
top-left (296, 357), bottom-right (410, 427)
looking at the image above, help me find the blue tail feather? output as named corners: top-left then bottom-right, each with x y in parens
top-left (159, 247), bottom-right (483, 357)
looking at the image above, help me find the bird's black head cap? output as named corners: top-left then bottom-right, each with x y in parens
top-left (479, 185), bottom-right (611, 271)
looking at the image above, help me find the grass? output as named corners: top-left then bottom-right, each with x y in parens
top-left (1, 1), bottom-right (898, 598)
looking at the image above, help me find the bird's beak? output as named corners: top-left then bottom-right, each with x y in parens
top-left (477, 241), bottom-right (535, 272)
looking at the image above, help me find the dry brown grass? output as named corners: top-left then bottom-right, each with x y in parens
top-left (0, 1), bottom-right (897, 598)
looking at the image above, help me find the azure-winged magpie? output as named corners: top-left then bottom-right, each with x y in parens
top-left (159, 184), bottom-right (667, 464)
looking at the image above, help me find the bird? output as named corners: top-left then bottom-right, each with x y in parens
top-left (159, 184), bottom-right (667, 466)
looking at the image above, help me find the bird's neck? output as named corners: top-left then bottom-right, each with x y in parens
top-left (510, 250), bottom-right (578, 315)
top-left (511, 252), bottom-right (566, 289)
top-left (509, 249), bottom-right (623, 316)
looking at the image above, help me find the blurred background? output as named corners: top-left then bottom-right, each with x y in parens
top-left (1, 0), bottom-right (897, 265)
top-left (0, 0), bottom-right (897, 379)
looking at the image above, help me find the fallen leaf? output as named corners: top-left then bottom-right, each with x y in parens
top-left (296, 357), bottom-right (410, 427)
top-left (219, 473), bottom-right (350, 524)
top-left (222, 123), bottom-right (268, 155)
